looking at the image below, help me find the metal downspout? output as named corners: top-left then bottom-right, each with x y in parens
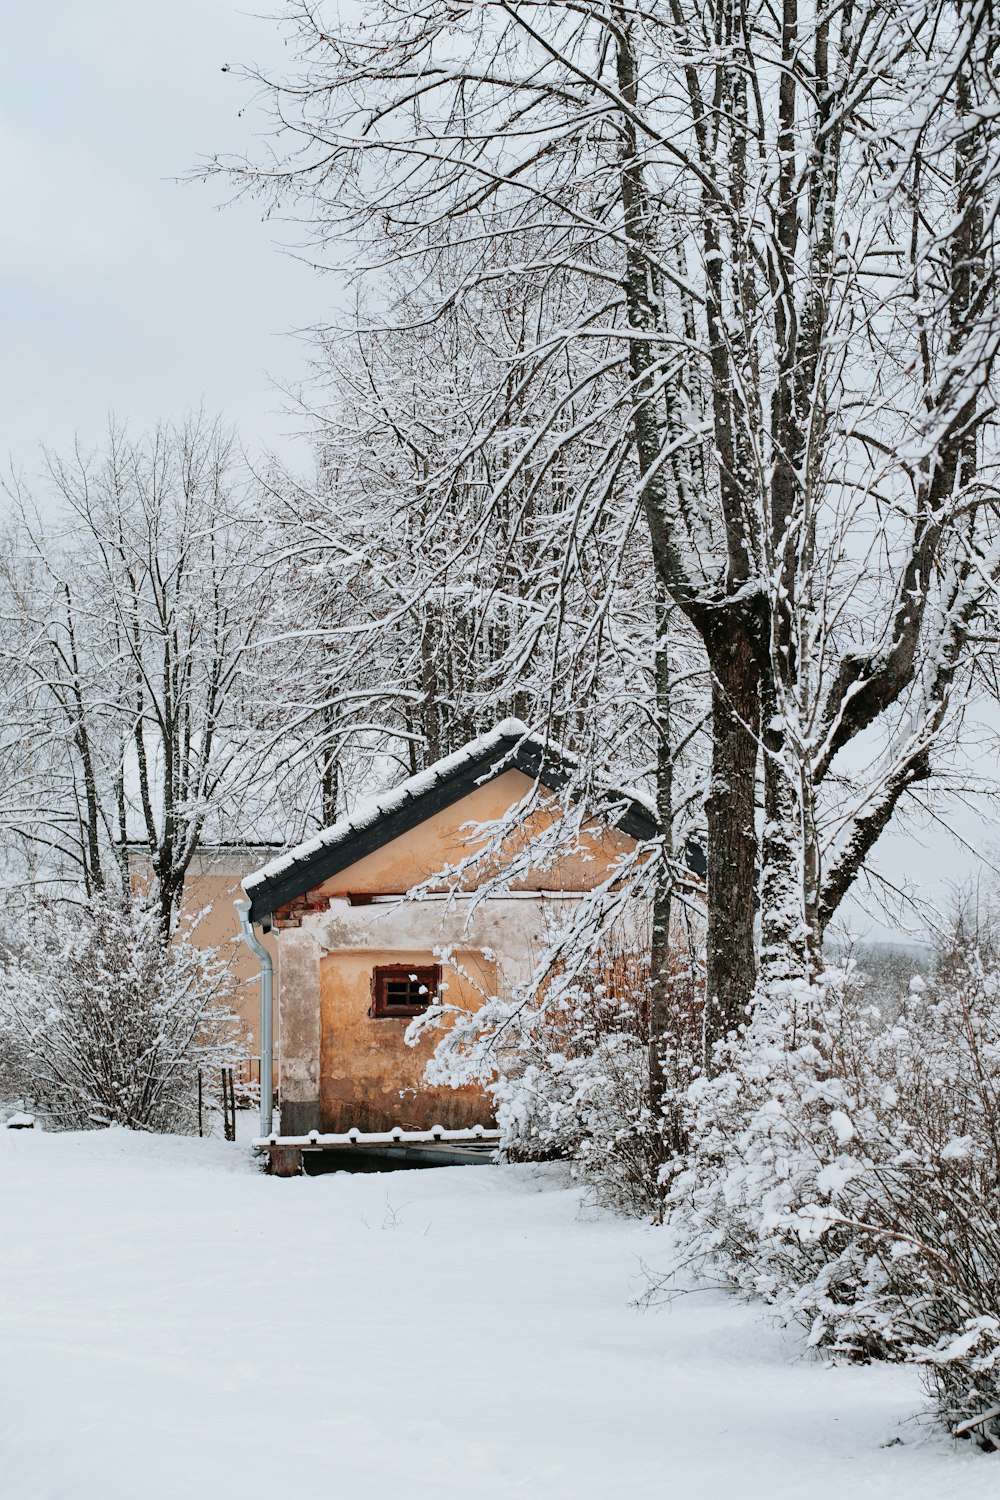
top-left (235, 899), bottom-right (274, 1138)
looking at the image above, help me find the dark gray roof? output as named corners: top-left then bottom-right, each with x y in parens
top-left (243, 719), bottom-right (671, 924)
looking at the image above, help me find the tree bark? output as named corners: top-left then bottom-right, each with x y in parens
top-left (699, 609), bottom-right (762, 1066)
top-left (648, 589), bottom-right (675, 1113)
top-left (759, 699), bottom-right (819, 980)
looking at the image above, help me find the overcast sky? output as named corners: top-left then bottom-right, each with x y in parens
top-left (0, 1), bottom-right (327, 481)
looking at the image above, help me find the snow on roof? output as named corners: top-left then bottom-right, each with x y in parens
top-left (244, 719), bottom-right (538, 895)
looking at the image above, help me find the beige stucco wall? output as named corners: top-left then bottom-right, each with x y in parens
top-left (275, 893), bottom-right (591, 1132)
top-left (319, 947), bottom-right (496, 1132)
top-left (316, 769), bottom-right (637, 898)
top-left (131, 847), bottom-right (278, 1088)
top-left (182, 856), bottom-right (278, 1069)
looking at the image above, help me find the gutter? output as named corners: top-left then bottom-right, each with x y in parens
top-left (234, 898), bottom-right (274, 1138)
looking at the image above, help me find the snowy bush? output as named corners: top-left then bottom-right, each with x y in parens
top-left (662, 958), bottom-right (1000, 1447)
top-left (490, 956), bottom-right (663, 1216)
top-left (663, 971), bottom-right (895, 1347)
top-left (0, 894), bottom-right (240, 1133)
top-left (418, 925), bottom-right (701, 1216)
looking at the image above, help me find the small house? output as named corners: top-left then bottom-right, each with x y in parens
top-left (240, 720), bottom-right (691, 1145)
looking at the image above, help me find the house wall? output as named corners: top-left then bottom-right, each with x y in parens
top-left (275, 893), bottom-right (585, 1133)
top-left (319, 947), bottom-right (496, 1132)
top-left (130, 846), bottom-right (278, 1084)
top-left (273, 770), bottom-right (643, 1134)
top-left (182, 852), bottom-right (278, 1072)
top-left (317, 769), bottom-right (637, 897)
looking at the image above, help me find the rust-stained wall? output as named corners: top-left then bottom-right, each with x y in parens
top-left (276, 923), bottom-right (321, 1134)
top-left (319, 947), bottom-right (496, 1132)
top-left (272, 771), bottom-right (647, 1134)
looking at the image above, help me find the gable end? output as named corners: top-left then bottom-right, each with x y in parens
top-left (246, 733), bottom-right (658, 924)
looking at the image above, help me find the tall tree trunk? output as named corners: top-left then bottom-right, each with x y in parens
top-left (701, 614), bottom-right (761, 1066)
top-left (759, 704), bottom-right (818, 981)
top-left (320, 702), bottom-right (340, 826)
top-left (648, 589), bottom-right (674, 1115)
top-left (615, 21), bottom-right (763, 1062)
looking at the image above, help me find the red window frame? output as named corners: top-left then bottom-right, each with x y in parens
top-left (371, 964), bottom-right (441, 1019)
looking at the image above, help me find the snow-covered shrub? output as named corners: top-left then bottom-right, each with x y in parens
top-left (418, 923), bottom-right (702, 1216)
top-left (662, 958), bottom-right (1000, 1447)
top-left (0, 894), bottom-right (239, 1133)
top-left (490, 947), bottom-right (663, 1216)
top-left (663, 970), bottom-right (896, 1346)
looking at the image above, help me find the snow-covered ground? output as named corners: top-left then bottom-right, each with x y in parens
top-left (0, 1128), bottom-right (995, 1499)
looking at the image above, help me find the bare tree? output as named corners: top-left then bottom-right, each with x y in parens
top-left (268, 266), bottom-right (706, 818)
top-left (1, 416), bottom-right (282, 931)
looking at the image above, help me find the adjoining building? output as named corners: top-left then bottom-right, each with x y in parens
top-left (128, 841), bottom-right (279, 1087)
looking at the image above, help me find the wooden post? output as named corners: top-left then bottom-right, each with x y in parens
top-left (221, 1066), bottom-right (236, 1143)
top-left (268, 1145), bottom-right (303, 1177)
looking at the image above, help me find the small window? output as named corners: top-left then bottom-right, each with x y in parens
top-left (371, 965), bottom-right (440, 1019)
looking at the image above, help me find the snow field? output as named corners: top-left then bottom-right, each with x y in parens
top-left (0, 1127), bottom-right (994, 1499)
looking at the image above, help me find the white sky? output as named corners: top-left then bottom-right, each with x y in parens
top-left (0, 1), bottom-right (328, 481)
